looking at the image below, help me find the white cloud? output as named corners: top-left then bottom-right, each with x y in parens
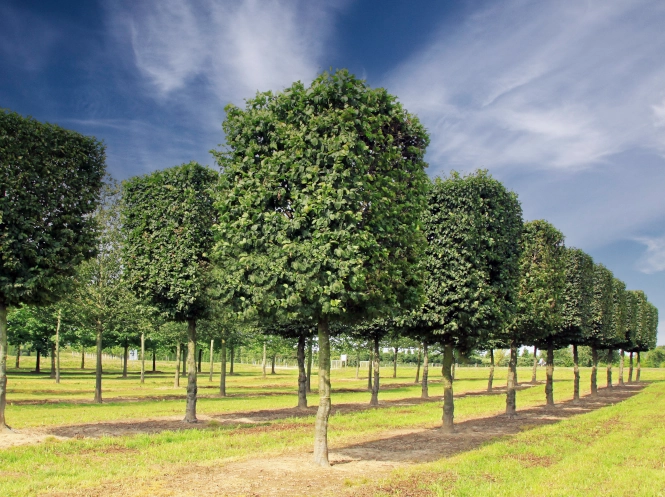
top-left (385, 0), bottom-right (665, 173)
top-left (635, 235), bottom-right (665, 274)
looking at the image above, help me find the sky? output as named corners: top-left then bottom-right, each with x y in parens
top-left (1, 0), bottom-right (664, 344)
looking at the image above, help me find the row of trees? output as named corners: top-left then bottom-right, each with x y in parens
top-left (1, 70), bottom-right (659, 468)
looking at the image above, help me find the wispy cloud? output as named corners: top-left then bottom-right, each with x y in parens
top-left (386, 0), bottom-right (665, 172)
top-left (635, 235), bottom-right (665, 274)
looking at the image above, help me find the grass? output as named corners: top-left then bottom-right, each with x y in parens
top-left (1, 354), bottom-right (664, 496)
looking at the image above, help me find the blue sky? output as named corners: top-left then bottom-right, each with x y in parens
top-left (2, 0), bottom-right (664, 344)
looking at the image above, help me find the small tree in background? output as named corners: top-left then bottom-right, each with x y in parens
top-left (588, 264), bottom-right (614, 395)
top-left (0, 110), bottom-right (105, 429)
top-left (214, 70), bottom-right (429, 466)
top-left (122, 162), bottom-right (218, 423)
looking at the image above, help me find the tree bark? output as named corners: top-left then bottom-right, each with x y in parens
top-left (184, 319), bottom-right (198, 423)
top-left (80, 345), bottom-right (85, 370)
top-left (636, 351), bottom-right (641, 381)
top-left (152, 349), bottom-right (156, 372)
top-left (229, 345), bottom-right (235, 375)
top-left (50, 340), bottom-right (56, 379)
top-left (262, 343), bottom-right (267, 379)
top-left (15, 344), bottom-right (20, 369)
top-left (618, 349), bottom-right (624, 386)
top-left (122, 343), bottom-right (129, 378)
top-left (313, 317), bottom-right (331, 467)
top-left (197, 348), bottom-right (202, 374)
top-left (442, 343), bottom-right (454, 432)
top-left (393, 345), bottom-right (398, 378)
top-left (0, 303), bottom-right (9, 430)
top-left (297, 334), bottom-right (307, 408)
top-left (451, 356), bottom-right (456, 382)
top-left (545, 345), bottom-right (554, 406)
top-left (355, 350), bottom-right (360, 379)
top-left (209, 339), bottom-right (214, 382)
top-left (55, 309), bottom-right (61, 384)
top-left (421, 341), bottom-right (429, 399)
top-left (415, 345), bottom-right (422, 384)
top-left (487, 349), bottom-right (495, 392)
top-left (606, 349), bottom-right (613, 389)
top-left (628, 352), bottom-right (634, 383)
top-left (174, 342), bottom-right (180, 388)
top-left (219, 339), bottom-right (227, 396)
top-left (140, 332), bottom-right (145, 385)
top-left (306, 337), bottom-right (312, 393)
top-left (573, 344), bottom-right (580, 402)
top-left (370, 335), bottom-right (380, 406)
top-left (531, 346), bottom-right (538, 383)
top-left (94, 320), bottom-right (103, 404)
top-left (367, 349), bottom-right (373, 391)
top-left (271, 355), bottom-right (276, 375)
top-left (591, 347), bottom-right (598, 396)
top-left (181, 344), bottom-right (186, 376)
top-left (506, 341), bottom-right (518, 416)
top-left (36, 350), bottom-right (41, 373)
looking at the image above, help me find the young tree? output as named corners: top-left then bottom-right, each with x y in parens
top-left (418, 172), bottom-right (522, 428)
top-left (509, 221), bottom-right (566, 410)
top-left (557, 248), bottom-right (594, 402)
top-left (0, 111), bottom-right (105, 429)
top-left (122, 162), bottom-right (218, 423)
top-left (588, 264), bottom-right (614, 395)
top-left (214, 70), bottom-right (429, 466)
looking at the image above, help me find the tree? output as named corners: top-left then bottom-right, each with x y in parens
top-left (629, 292), bottom-right (658, 381)
top-left (0, 110), bottom-right (105, 429)
top-left (588, 264), bottom-right (614, 395)
top-left (608, 278), bottom-right (627, 388)
top-left (214, 70), bottom-right (429, 466)
top-left (417, 172), bottom-right (522, 427)
top-left (122, 162), bottom-right (218, 423)
top-left (558, 248), bottom-right (594, 402)
top-left (509, 220), bottom-right (566, 410)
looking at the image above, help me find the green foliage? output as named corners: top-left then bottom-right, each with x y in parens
top-left (588, 264), bottom-right (614, 348)
top-left (122, 162), bottom-right (218, 322)
top-left (558, 248), bottom-right (594, 346)
top-left (511, 220), bottom-right (566, 348)
top-left (0, 110), bottom-right (106, 307)
top-left (610, 278), bottom-right (627, 348)
top-left (415, 171), bottom-right (523, 350)
top-left (7, 306), bottom-right (57, 356)
top-left (630, 292), bottom-right (658, 352)
top-left (213, 69), bottom-right (430, 324)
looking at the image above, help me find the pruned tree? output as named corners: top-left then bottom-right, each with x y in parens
top-left (608, 278), bottom-right (627, 388)
top-left (588, 264), bottom-right (614, 395)
top-left (0, 110), bottom-right (105, 429)
top-left (122, 162), bottom-right (218, 423)
top-left (214, 70), bottom-right (429, 466)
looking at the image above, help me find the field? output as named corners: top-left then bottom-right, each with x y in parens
top-left (1, 354), bottom-right (664, 496)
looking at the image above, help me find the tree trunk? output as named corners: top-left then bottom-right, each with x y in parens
top-left (36, 350), bottom-right (41, 373)
top-left (209, 339), bottom-right (214, 382)
top-left (184, 319), bottom-right (197, 423)
top-left (229, 345), bottom-right (235, 375)
top-left (219, 339), bottom-right (227, 396)
top-left (297, 334), bottom-right (307, 408)
top-left (628, 352), bottom-right (634, 383)
top-left (370, 336), bottom-right (380, 406)
top-left (506, 340), bottom-right (518, 417)
top-left (306, 337), bottom-right (313, 393)
top-left (636, 352), bottom-right (641, 381)
top-left (197, 348), bottom-right (202, 374)
top-left (393, 346), bottom-right (398, 378)
top-left (545, 345), bottom-right (554, 406)
top-left (421, 341), bottom-right (429, 399)
top-left (50, 340), bottom-right (56, 379)
top-left (451, 356), bottom-right (456, 382)
top-left (80, 345), bottom-right (85, 370)
top-left (122, 343), bottom-right (129, 378)
top-left (442, 343), bottom-right (455, 432)
top-left (591, 347), bottom-right (598, 396)
top-left (271, 355), bottom-right (276, 375)
top-left (415, 345), bottom-right (422, 384)
top-left (313, 317), bottom-right (331, 467)
top-left (367, 349), bottom-right (373, 391)
top-left (606, 349), bottom-right (613, 389)
top-left (531, 346), bottom-right (538, 383)
top-left (181, 344), bottom-right (186, 376)
top-left (262, 343), bottom-right (267, 379)
top-left (55, 309), bottom-right (62, 384)
top-left (573, 344), bottom-right (580, 402)
top-left (94, 320), bottom-right (103, 403)
top-left (487, 349), bottom-right (495, 393)
top-left (152, 349), bottom-right (156, 372)
top-left (0, 303), bottom-right (9, 430)
top-left (140, 332), bottom-right (145, 385)
top-left (618, 349), bottom-right (624, 386)
top-left (15, 344), bottom-right (20, 369)
top-left (355, 350), bottom-right (360, 379)
top-left (174, 342), bottom-right (181, 388)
